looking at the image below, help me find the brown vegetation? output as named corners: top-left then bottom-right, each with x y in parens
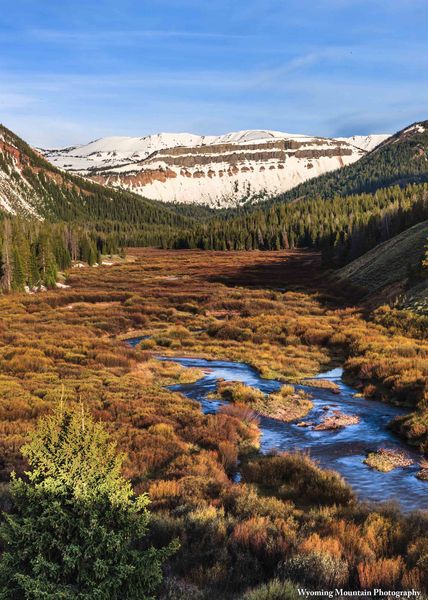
top-left (364, 448), bottom-right (414, 472)
top-left (212, 380), bottom-right (313, 422)
top-left (304, 378), bottom-right (340, 393)
top-left (0, 248), bottom-right (427, 597)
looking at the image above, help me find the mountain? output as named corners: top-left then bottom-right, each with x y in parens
top-left (0, 124), bottom-right (193, 238)
top-left (40, 130), bottom-right (389, 209)
top-left (0, 126), bottom-right (48, 218)
top-left (268, 121), bottom-right (428, 204)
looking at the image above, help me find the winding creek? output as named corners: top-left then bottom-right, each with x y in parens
top-left (126, 337), bottom-right (427, 511)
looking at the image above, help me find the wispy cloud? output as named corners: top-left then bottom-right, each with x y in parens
top-left (0, 0), bottom-right (426, 145)
top-left (0, 92), bottom-right (36, 110)
top-left (29, 28), bottom-right (248, 43)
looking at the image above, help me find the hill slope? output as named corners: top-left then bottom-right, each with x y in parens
top-left (40, 130), bottom-right (388, 209)
top-left (336, 220), bottom-right (428, 312)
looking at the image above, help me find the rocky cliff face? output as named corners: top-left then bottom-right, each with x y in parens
top-left (0, 128), bottom-right (52, 218)
top-left (41, 130), bottom-right (389, 208)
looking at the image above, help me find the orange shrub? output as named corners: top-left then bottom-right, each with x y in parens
top-left (357, 557), bottom-right (405, 588)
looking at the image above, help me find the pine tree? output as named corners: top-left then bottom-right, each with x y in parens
top-left (43, 258), bottom-right (57, 288)
top-left (28, 243), bottom-right (41, 288)
top-left (11, 246), bottom-right (25, 291)
top-left (1, 219), bottom-right (12, 293)
top-left (0, 404), bottom-right (176, 599)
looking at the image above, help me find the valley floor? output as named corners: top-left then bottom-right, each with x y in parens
top-left (0, 248), bottom-right (427, 596)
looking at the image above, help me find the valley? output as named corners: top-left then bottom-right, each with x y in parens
top-left (0, 247), bottom-right (426, 596)
top-left (2, 1), bottom-right (427, 595)
top-left (0, 119), bottom-right (427, 597)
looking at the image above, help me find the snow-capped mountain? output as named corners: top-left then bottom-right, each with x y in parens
top-left (40, 130), bottom-right (390, 208)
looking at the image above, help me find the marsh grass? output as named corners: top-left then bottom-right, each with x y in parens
top-left (241, 452), bottom-right (355, 507)
top-left (212, 381), bottom-right (313, 422)
top-left (304, 378), bottom-right (340, 393)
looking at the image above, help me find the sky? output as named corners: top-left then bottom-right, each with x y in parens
top-left (1, 0), bottom-right (427, 147)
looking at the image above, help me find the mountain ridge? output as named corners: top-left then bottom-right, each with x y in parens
top-left (40, 129), bottom-right (389, 209)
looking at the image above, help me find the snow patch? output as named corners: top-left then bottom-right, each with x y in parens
top-left (403, 124), bottom-right (426, 135)
top-left (336, 134), bottom-right (390, 153)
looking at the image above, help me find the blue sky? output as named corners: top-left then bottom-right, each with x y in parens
top-left (1, 0), bottom-right (427, 146)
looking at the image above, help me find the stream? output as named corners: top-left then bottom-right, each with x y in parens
top-left (126, 337), bottom-right (427, 511)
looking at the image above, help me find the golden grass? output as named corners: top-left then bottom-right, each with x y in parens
top-left (364, 448), bottom-right (414, 472)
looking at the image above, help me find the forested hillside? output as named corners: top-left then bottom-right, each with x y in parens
top-left (266, 120), bottom-right (428, 204)
top-left (159, 121), bottom-right (428, 265)
top-left (0, 218), bottom-right (117, 293)
top-left (0, 124), bottom-right (194, 241)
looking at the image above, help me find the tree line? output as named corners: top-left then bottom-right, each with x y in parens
top-left (0, 218), bottom-right (120, 293)
top-left (166, 183), bottom-right (428, 266)
top-left (1, 184), bottom-right (427, 288)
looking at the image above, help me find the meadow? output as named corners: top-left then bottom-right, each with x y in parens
top-left (0, 248), bottom-right (427, 598)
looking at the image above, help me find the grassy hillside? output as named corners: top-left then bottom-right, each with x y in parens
top-left (336, 220), bottom-right (428, 311)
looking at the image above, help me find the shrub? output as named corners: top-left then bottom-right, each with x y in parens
top-left (219, 402), bottom-right (261, 426)
top-left (242, 452), bottom-right (354, 506)
top-left (216, 380), bottom-right (265, 404)
top-left (148, 422), bottom-right (177, 439)
top-left (209, 323), bottom-right (252, 342)
top-left (0, 405), bottom-right (176, 598)
top-left (281, 551), bottom-right (349, 587)
top-left (218, 440), bottom-right (238, 474)
top-left (7, 349), bottom-right (52, 374)
top-left (95, 351), bottom-right (130, 368)
top-left (161, 577), bottom-right (205, 599)
top-left (241, 578), bottom-right (300, 600)
top-left (357, 557), bottom-right (405, 588)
